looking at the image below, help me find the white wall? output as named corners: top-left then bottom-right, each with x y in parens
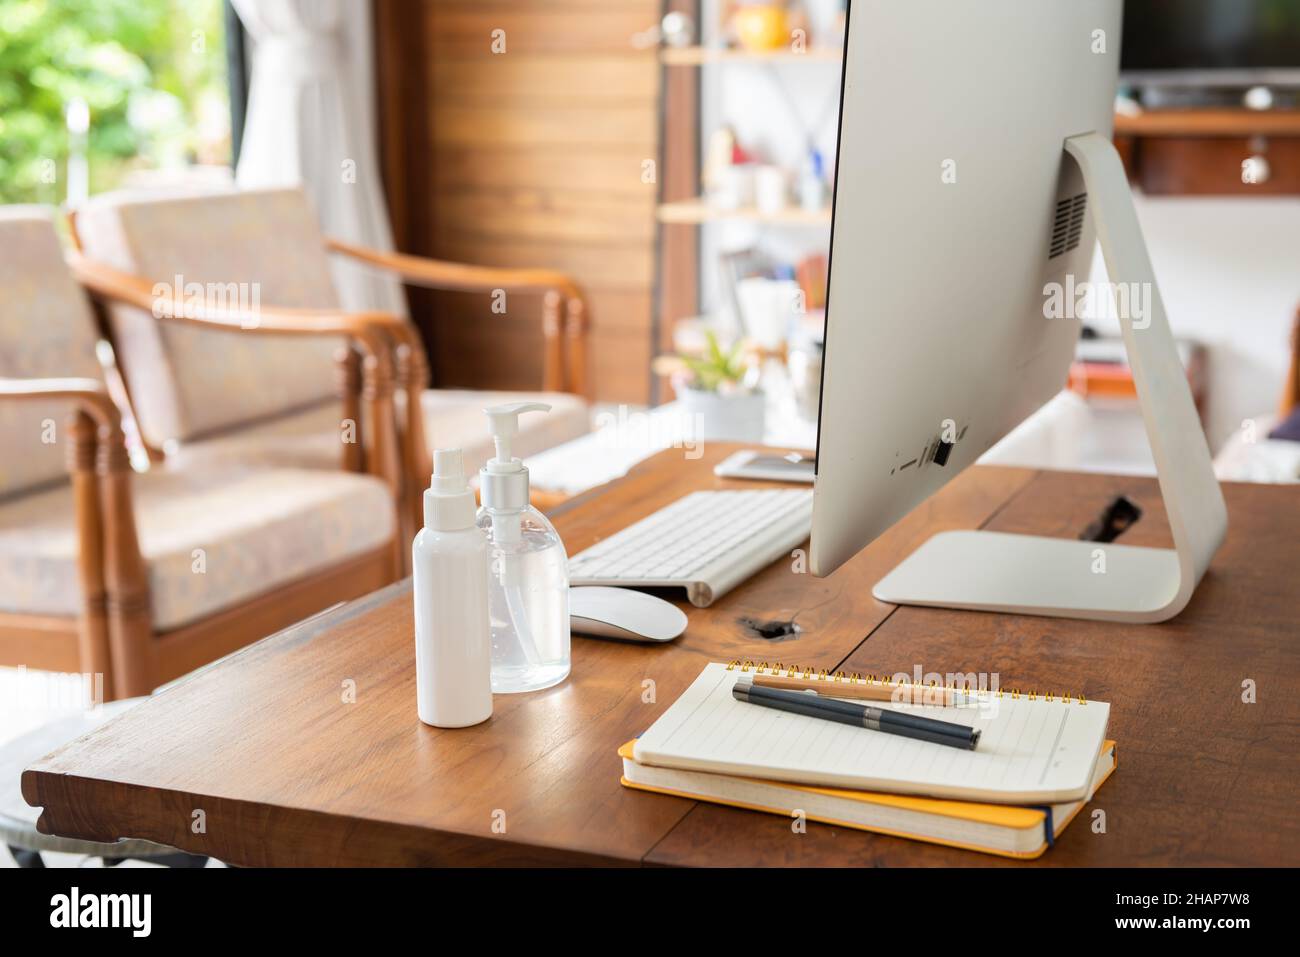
top-left (697, 0), bottom-right (841, 312)
top-left (1092, 195), bottom-right (1300, 451)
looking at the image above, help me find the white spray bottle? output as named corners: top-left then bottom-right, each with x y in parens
top-left (412, 448), bottom-right (493, 727)
top-left (477, 402), bottom-right (571, 693)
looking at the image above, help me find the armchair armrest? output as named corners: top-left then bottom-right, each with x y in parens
top-left (0, 376), bottom-right (122, 435)
top-left (325, 238), bottom-right (589, 397)
top-left (67, 252), bottom-right (399, 362)
top-left (326, 237), bottom-right (580, 298)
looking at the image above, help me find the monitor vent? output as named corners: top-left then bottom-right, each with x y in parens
top-left (1048, 192), bottom-right (1087, 259)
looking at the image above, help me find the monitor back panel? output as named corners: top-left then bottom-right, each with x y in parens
top-left (812, 0), bottom-right (1121, 576)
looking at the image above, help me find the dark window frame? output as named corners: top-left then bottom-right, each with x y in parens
top-left (224, 1), bottom-right (250, 166)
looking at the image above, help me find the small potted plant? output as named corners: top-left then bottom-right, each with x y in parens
top-left (667, 331), bottom-right (766, 442)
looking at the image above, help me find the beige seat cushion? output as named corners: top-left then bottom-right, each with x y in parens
top-left (74, 188), bottom-right (342, 447)
top-left (158, 390), bottom-right (591, 481)
top-left (0, 466), bottom-right (393, 631)
top-left (0, 208), bottom-right (105, 498)
top-left (421, 390), bottom-right (591, 478)
top-left (159, 400), bottom-right (350, 473)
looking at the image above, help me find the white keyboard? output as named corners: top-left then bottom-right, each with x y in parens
top-left (568, 489), bottom-right (814, 607)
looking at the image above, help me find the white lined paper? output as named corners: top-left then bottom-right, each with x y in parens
top-left (634, 664), bottom-right (1110, 804)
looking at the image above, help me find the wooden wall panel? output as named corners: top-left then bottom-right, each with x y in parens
top-left (431, 191), bottom-right (655, 244)
top-left (431, 57), bottom-right (658, 102)
top-left (429, 3), bottom-right (657, 55)
top-left (432, 106), bottom-right (657, 149)
top-left (435, 234), bottom-right (658, 287)
top-left (378, 0), bottom-right (663, 405)
top-left (432, 148), bottom-right (657, 195)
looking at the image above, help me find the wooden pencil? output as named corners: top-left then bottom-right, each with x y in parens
top-left (751, 673), bottom-right (980, 708)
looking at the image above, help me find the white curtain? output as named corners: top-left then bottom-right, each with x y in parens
top-left (232, 0), bottom-right (407, 316)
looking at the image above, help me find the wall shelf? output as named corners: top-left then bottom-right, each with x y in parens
top-left (659, 45), bottom-right (842, 66)
top-left (657, 196), bottom-right (832, 225)
top-left (1113, 108), bottom-right (1300, 194)
top-left (1114, 108), bottom-right (1300, 138)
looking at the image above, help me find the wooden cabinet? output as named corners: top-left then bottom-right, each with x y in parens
top-left (1114, 109), bottom-right (1300, 196)
top-left (1129, 137), bottom-right (1300, 196)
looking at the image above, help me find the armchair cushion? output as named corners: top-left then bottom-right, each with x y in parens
top-left (74, 188), bottom-right (342, 447)
top-left (152, 390), bottom-right (590, 481)
top-left (0, 208), bottom-right (105, 498)
top-left (0, 465), bottom-right (393, 630)
top-left (420, 390), bottom-right (590, 477)
top-left (158, 399), bottom-right (348, 473)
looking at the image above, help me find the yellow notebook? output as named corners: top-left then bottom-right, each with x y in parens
top-left (620, 739), bottom-right (1117, 860)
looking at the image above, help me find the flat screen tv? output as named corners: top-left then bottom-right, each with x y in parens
top-left (1121, 0), bottom-right (1300, 86)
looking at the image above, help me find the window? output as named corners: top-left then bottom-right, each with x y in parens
top-left (0, 0), bottom-right (231, 205)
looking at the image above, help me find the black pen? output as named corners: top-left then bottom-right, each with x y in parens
top-left (733, 676), bottom-right (981, 751)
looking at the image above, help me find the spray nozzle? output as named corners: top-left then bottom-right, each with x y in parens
top-left (484, 401), bottom-right (550, 472)
top-left (430, 448), bottom-right (467, 494)
top-left (424, 447), bottom-right (476, 531)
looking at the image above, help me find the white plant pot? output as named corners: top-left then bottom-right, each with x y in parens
top-left (679, 387), bottom-right (766, 443)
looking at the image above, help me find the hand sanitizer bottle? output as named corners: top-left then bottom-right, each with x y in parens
top-left (478, 402), bottom-right (571, 693)
top-left (412, 448), bottom-right (493, 727)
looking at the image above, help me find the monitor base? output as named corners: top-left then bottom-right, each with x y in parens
top-left (873, 132), bottom-right (1227, 624)
top-left (873, 530), bottom-right (1185, 623)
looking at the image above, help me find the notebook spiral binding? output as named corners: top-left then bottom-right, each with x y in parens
top-left (724, 659), bottom-right (1087, 705)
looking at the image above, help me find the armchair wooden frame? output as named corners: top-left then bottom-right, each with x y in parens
top-left (68, 251), bottom-right (424, 547)
top-left (0, 378), bottom-right (124, 692)
top-left (0, 273), bottom-right (405, 700)
top-left (66, 214), bottom-right (592, 539)
top-left (325, 238), bottom-right (591, 526)
top-left (325, 238), bottom-right (589, 397)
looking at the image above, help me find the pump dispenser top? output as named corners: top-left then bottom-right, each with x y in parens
top-left (480, 401), bottom-right (551, 512)
top-left (476, 401), bottom-right (570, 694)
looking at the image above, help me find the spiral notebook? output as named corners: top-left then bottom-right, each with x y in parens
top-left (631, 662), bottom-right (1112, 804)
top-left (620, 739), bottom-right (1116, 859)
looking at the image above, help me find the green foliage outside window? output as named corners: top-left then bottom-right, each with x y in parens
top-left (0, 0), bottom-right (229, 205)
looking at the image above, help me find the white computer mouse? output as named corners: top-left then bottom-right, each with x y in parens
top-left (569, 586), bottom-right (688, 643)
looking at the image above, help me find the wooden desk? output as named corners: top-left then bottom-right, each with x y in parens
top-left (22, 446), bottom-right (1300, 866)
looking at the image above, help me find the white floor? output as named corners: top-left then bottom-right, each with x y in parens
top-left (1, 847), bottom-right (225, 868)
top-left (0, 665), bottom-right (86, 746)
top-left (0, 665), bottom-right (224, 868)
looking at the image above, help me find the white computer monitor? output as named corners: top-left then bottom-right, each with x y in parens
top-left (810, 0), bottom-right (1226, 623)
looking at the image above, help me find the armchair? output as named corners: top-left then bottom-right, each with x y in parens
top-left (68, 250), bottom-right (407, 511)
top-left (70, 188), bottom-right (593, 539)
top-left (0, 208), bottom-right (400, 698)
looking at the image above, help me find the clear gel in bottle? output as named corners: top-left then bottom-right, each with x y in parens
top-left (477, 402), bottom-right (571, 693)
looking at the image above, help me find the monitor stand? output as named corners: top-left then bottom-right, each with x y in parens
top-left (872, 132), bottom-right (1227, 624)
